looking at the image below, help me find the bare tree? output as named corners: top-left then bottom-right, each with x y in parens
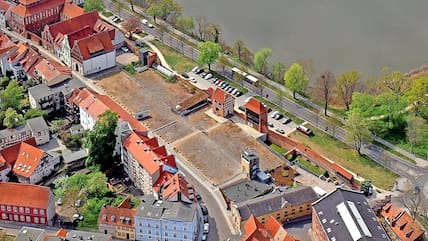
top-left (232, 39), bottom-right (246, 61)
top-left (401, 187), bottom-right (423, 220)
top-left (347, 111), bottom-right (370, 155)
top-left (195, 16), bottom-right (208, 40)
top-left (406, 116), bottom-right (425, 154)
top-left (317, 70), bottom-right (336, 116)
top-left (127, 0), bottom-right (135, 11)
top-left (336, 70), bottom-right (361, 111)
top-left (122, 16), bottom-right (141, 39)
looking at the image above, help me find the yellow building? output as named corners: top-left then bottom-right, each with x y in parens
top-left (98, 198), bottom-right (136, 240)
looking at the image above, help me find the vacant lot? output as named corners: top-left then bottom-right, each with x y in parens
top-left (176, 122), bottom-right (284, 185)
top-left (289, 126), bottom-right (399, 190)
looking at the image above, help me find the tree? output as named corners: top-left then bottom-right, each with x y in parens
top-left (360, 180), bottom-right (373, 196)
top-left (195, 16), bottom-right (209, 40)
top-left (284, 63), bottom-right (308, 99)
top-left (336, 70), bottom-right (361, 111)
top-left (232, 39), bottom-right (246, 61)
top-left (317, 70), bottom-right (336, 116)
top-left (160, 0), bottom-right (182, 23)
top-left (176, 16), bottom-right (194, 33)
top-left (406, 116), bottom-right (425, 154)
top-left (83, 0), bottom-right (104, 11)
top-left (3, 108), bottom-right (23, 128)
top-left (197, 41), bottom-right (222, 71)
top-left (83, 110), bottom-right (118, 171)
top-left (122, 16), bottom-right (141, 38)
top-left (408, 76), bottom-right (428, 118)
top-left (147, 3), bottom-right (164, 23)
top-left (401, 187), bottom-right (423, 220)
top-left (272, 62), bottom-right (285, 83)
top-left (217, 54), bottom-right (230, 74)
top-left (253, 48), bottom-right (272, 75)
top-left (127, 0), bottom-right (135, 12)
top-left (24, 108), bottom-right (47, 120)
top-left (203, 24), bottom-right (221, 43)
top-left (1, 80), bottom-right (24, 110)
top-left (381, 68), bottom-right (409, 94)
top-left (49, 119), bottom-right (66, 133)
top-left (347, 111), bottom-right (370, 155)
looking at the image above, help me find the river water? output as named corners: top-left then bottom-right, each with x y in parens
top-left (177, 0), bottom-right (428, 78)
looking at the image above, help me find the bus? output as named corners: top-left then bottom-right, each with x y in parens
top-left (231, 67), bottom-right (259, 86)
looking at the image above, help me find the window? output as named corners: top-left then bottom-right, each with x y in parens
top-left (33, 209), bottom-right (38, 215)
top-left (2, 213), bottom-right (7, 219)
top-left (14, 214), bottom-right (18, 221)
top-left (6, 206), bottom-right (11, 212)
top-left (34, 217), bottom-right (39, 223)
top-left (40, 218), bottom-right (45, 223)
top-left (0, 205), bottom-right (4, 211)
top-left (20, 215), bottom-right (25, 221)
top-left (19, 207), bottom-right (24, 213)
top-left (40, 209), bottom-right (44, 216)
top-left (25, 208), bottom-right (30, 214)
top-left (26, 216), bottom-right (31, 222)
top-left (13, 207), bottom-right (18, 213)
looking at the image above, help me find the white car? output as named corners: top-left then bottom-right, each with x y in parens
top-left (190, 77), bottom-right (196, 83)
top-left (203, 223), bottom-right (209, 234)
top-left (231, 89), bottom-right (238, 95)
top-left (121, 46), bottom-right (129, 52)
top-left (204, 73), bottom-right (213, 80)
top-left (191, 66), bottom-right (199, 72)
top-left (148, 23), bottom-right (154, 28)
top-left (270, 111), bottom-right (279, 118)
top-left (141, 19), bottom-right (148, 25)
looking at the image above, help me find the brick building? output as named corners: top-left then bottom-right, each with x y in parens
top-left (244, 98), bottom-right (268, 133)
top-left (241, 215), bottom-right (298, 241)
top-left (211, 88), bottom-right (234, 117)
top-left (98, 198), bottom-right (137, 240)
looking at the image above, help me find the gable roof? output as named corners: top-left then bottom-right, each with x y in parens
top-left (160, 173), bottom-right (192, 203)
top-left (35, 58), bottom-right (72, 86)
top-left (62, 1), bottom-right (84, 20)
top-left (74, 31), bottom-right (113, 60)
top-left (12, 0), bottom-right (63, 17)
top-left (212, 88), bottom-right (232, 104)
top-left (380, 202), bottom-right (425, 241)
top-left (0, 182), bottom-right (51, 208)
top-left (46, 11), bottom-right (99, 40)
top-left (241, 215), bottom-right (298, 241)
top-left (245, 98), bottom-right (267, 115)
top-left (13, 142), bottom-right (45, 178)
top-left (0, 0), bottom-right (11, 12)
top-left (0, 137), bottom-right (36, 172)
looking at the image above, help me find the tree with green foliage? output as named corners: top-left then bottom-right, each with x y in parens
top-left (253, 48), bottom-right (272, 75)
top-left (197, 41), bottom-right (222, 71)
top-left (381, 68), bottom-right (409, 95)
top-left (232, 39), bottom-right (246, 61)
top-left (176, 16), bottom-right (194, 33)
top-left (50, 119), bottom-right (66, 133)
top-left (408, 76), bottom-right (428, 119)
top-left (3, 108), bottom-right (23, 128)
top-left (406, 116), bottom-right (426, 154)
top-left (0, 76), bottom-right (9, 88)
top-left (147, 0), bottom-right (182, 23)
top-left (272, 62), bottom-right (285, 83)
top-left (217, 54), bottom-right (231, 74)
top-left (336, 70), bottom-right (361, 111)
top-left (1, 80), bottom-right (24, 110)
top-left (24, 109), bottom-right (47, 120)
top-left (83, 0), bottom-right (104, 11)
top-left (147, 3), bottom-right (163, 23)
top-left (360, 180), bottom-right (373, 196)
top-left (84, 110), bottom-right (118, 171)
top-left (284, 63), bottom-right (308, 99)
top-left (347, 111), bottom-right (370, 155)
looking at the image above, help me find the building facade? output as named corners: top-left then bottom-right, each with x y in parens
top-left (241, 215), bottom-right (297, 241)
top-left (244, 98), bottom-right (268, 133)
top-left (26, 116), bottom-right (49, 145)
top-left (211, 88), bottom-right (234, 117)
top-left (98, 204), bottom-right (136, 240)
top-left (0, 182), bottom-right (55, 225)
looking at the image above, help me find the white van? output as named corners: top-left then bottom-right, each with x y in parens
top-left (141, 19), bottom-right (148, 25)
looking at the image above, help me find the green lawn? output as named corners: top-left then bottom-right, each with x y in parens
top-left (290, 124), bottom-right (399, 190)
top-left (254, 96), bottom-right (304, 124)
top-left (151, 40), bottom-right (197, 73)
top-left (295, 156), bottom-right (325, 176)
top-left (101, 11), bottom-right (113, 17)
top-left (381, 130), bottom-right (428, 160)
top-left (269, 143), bottom-right (288, 156)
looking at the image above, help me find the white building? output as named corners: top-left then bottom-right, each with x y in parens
top-left (25, 117), bottom-right (50, 146)
top-left (71, 31), bottom-right (116, 76)
top-left (135, 197), bottom-right (199, 241)
top-left (12, 142), bottom-right (60, 184)
top-left (0, 0), bottom-right (12, 28)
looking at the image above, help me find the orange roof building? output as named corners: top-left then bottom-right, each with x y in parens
top-left (157, 173), bottom-right (193, 203)
top-left (61, 1), bottom-right (84, 21)
top-left (34, 58), bottom-right (72, 86)
top-left (0, 182), bottom-right (55, 225)
top-left (0, 137), bottom-right (36, 182)
top-left (211, 87), bottom-right (235, 117)
top-left (0, 33), bottom-right (18, 76)
top-left (380, 202), bottom-right (425, 241)
top-left (10, 0), bottom-right (64, 35)
top-left (98, 198), bottom-right (137, 241)
top-left (241, 215), bottom-right (299, 241)
top-left (7, 42), bottom-right (42, 80)
top-left (244, 98), bottom-right (268, 133)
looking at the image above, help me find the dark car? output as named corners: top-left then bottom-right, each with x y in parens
top-left (181, 73), bottom-right (189, 79)
top-left (203, 215), bottom-right (208, 223)
top-left (201, 72), bottom-right (207, 78)
top-left (267, 107), bottom-right (272, 113)
top-left (201, 205), bottom-right (208, 215)
top-left (238, 106), bottom-right (246, 111)
top-left (275, 128), bottom-right (285, 134)
top-left (195, 68), bottom-right (204, 74)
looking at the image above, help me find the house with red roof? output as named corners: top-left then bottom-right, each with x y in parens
top-left (10, 0), bottom-right (65, 36)
top-left (0, 0), bottom-right (13, 28)
top-left (12, 141), bottom-right (60, 184)
top-left (0, 182), bottom-right (55, 225)
top-left (241, 215), bottom-right (298, 241)
top-left (0, 32), bottom-right (18, 76)
top-left (211, 87), bottom-right (235, 117)
top-left (244, 98), bottom-right (268, 133)
top-left (379, 201), bottom-right (425, 241)
top-left (98, 197), bottom-right (137, 240)
top-left (0, 137), bottom-right (36, 182)
top-left (33, 58), bottom-right (72, 86)
top-left (7, 41), bottom-right (42, 81)
top-left (154, 172), bottom-right (194, 203)
top-left (71, 31), bottom-right (116, 76)
top-left (60, 1), bottom-right (84, 21)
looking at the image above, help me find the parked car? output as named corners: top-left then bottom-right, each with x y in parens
top-left (274, 113), bottom-right (283, 120)
top-left (121, 46), bottom-right (129, 52)
top-left (235, 91), bottom-right (242, 97)
top-left (191, 66), bottom-right (199, 72)
top-left (141, 19), bottom-right (148, 25)
top-left (181, 73), bottom-right (190, 79)
top-left (297, 125), bottom-right (313, 136)
top-left (75, 199), bottom-right (84, 208)
top-left (231, 89), bottom-right (239, 95)
top-left (196, 193), bottom-right (202, 200)
top-left (275, 128), bottom-right (285, 134)
top-left (215, 79), bottom-right (222, 85)
top-left (203, 215), bottom-right (208, 223)
top-left (204, 73), bottom-right (213, 79)
top-left (201, 72), bottom-right (207, 78)
top-left (238, 106), bottom-right (246, 111)
top-left (189, 77), bottom-right (196, 83)
top-left (282, 117), bottom-right (292, 124)
top-left (201, 205), bottom-right (208, 215)
top-left (270, 111), bottom-right (279, 118)
top-left (195, 68), bottom-right (204, 74)
top-left (228, 87), bottom-right (234, 93)
top-left (148, 23), bottom-right (154, 28)
top-left (57, 197), bottom-right (64, 206)
top-left (268, 122), bottom-right (274, 127)
top-left (203, 223), bottom-right (210, 234)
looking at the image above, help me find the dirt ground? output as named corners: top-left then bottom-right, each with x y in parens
top-left (97, 71), bottom-right (284, 185)
top-left (116, 53), bottom-right (139, 66)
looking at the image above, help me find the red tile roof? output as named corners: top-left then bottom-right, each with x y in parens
top-left (13, 142), bottom-right (44, 178)
top-left (0, 34), bottom-right (16, 56)
top-left (35, 58), bottom-right (72, 86)
top-left (330, 163), bottom-right (353, 181)
top-left (380, 202), bottom-right (424, 241)
top-left (212, 88), bottom-right (232, 105)
top-left (70, 88), bottom-right (147, 132)
top-left (62, 1), bottom-right (84, 19)
top-left (63, 25), bottom-right (94, 47)
top-left (55, 228), bottom-right (67, 237)
top-left (8, 41), bottom-right (29, 62)
top-left (98, 205), bottom-right (136, 228)
top-left (160, 173), bottom-right (192, 202)
top-left (0, 138), bottom-right (37, 172)
top-left (242, 215), bottom-right (298, 241)
top-left (74, 31), bottom-right (113, 60)
top-left (46, 11), bottom-right (99, 41)
top-left (0, 182), bottom-right (51, 209)
top-left (12, 0), bottom-right (63, 17)
top-left (0, 0), bottom-right (11, 13)
top-left (245, 98), bottom-right (267, 115)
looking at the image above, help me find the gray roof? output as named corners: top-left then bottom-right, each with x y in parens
top-left (312, 188), bottom-right (390, 241)
top-left (66, 230), bottom-right (112, 241)
top-left (0, 124), bottom-right (29, 138)
top-left (62, 149), bottom-right (88, 164)
top-left (26, 116), bottom-right (49, 133)
top-left (136, 196), bottom-right (197, 222)
top-left (28, 78), bottom-right (84, 100)
top-left (221, 180), bottom-right (274, 203)
top-left (16, 227), bottom-right (46, 241)
top-left (236, 185), bottom-right (318, 220)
